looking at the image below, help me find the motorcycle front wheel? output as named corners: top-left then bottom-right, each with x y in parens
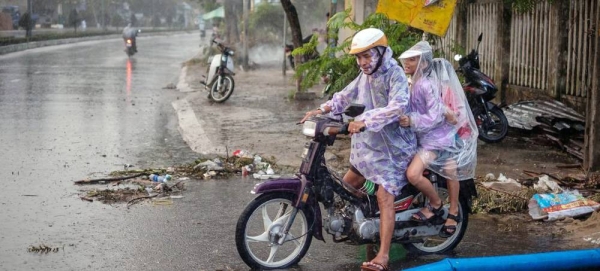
top-left (209, 74), bottom-right (235, 103)
top-left (473, 106), bottom-right (508, 143)
top-left (235, 192), bottom-right (314, 270)
top-left (403, 185), bottom-right (469, 255)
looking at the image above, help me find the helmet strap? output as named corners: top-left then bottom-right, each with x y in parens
top-left (365, 47), bottom-right (384, 75)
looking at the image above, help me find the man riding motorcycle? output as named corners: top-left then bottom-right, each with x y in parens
top-left (122, 23), bottom-right (139, 53)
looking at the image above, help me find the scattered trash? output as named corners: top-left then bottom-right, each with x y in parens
top-left (481, 173), bottom-right (522, 193)
top-left (152, 198), bottom-right (173, 205)
top-left (533, 175), bottom-right (563, 193)
top-left (528, 190), bottom-right (600, 221)
top-left (149, 174), bottom-right (172, 183)
top-left (164, 83), bottom-right (177, 89)
top-left (252, 173), bottom-right (282, 180)
top-left (484, 173), bottom-right (496, 181)
top-left (233, 149), bottom-right (253, 158)
top-left (27, 244), bottom-right (61, 253)
top-left (170, 195), bottom-right (184, 199)
top-left (194, 160), bottom-right (224, 171)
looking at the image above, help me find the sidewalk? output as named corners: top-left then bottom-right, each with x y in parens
top-left (173, 61), bottom-right (327, 169)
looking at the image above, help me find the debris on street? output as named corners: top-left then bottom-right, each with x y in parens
top-left (474, 167), bottom-right (600, 216)
top-left (74, 150), bottom-right (283, 206)
top-left (27, 244), bottom-right (61, 253)
top-left (232, 149), bottom-right (281, 179)
top-left (503, 100), bottom-right (585, 160)
top-left (528, 190), bottom-right (600, 221)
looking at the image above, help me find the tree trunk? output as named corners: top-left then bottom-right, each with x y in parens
top-left (224, 0), bottom-right (240, 44)
top-left (584, 1), bottom-right (600, 172)
top-left (280, 0), bottom-right (303, 93)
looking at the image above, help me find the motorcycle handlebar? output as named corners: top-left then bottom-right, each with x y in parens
top-left (325, 123), bottom-right (364, 136)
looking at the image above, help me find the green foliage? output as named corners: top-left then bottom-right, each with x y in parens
top-left (18, 13), bottom-right (32, 30)
top-left (292, 10), bottom-right (422, 95)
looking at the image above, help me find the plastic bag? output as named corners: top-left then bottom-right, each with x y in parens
top-left (528, 190), bottom-right (600, 221)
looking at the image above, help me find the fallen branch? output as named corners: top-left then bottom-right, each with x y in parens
top-left (126, 194), bottom-right (158, 209)
top-left (75, 173), bottom-right (146, 185)
top-left (523, 170), bottom-right (541, 177)
top-left (556, 163), bottom-right (582, 169)
top-left (476, 183), bottom-right (529, 201)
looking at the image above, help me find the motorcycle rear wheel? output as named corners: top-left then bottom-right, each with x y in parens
top-left (474, 106), bottom-right (508, 143)
top-left (403, 185), bottom-right (469, 255)
top-left (210, 74), bottom-right (235, 103)
top-left (235, 192), bottom-right (314, 270)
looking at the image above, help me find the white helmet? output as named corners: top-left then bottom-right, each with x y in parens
top-left (349, 28), bottom-right (388, 55)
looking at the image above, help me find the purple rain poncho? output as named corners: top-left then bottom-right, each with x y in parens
top-left (400, 41), bottom-right (478, 181)
top-left (321, 47), bottom-right (417, 196)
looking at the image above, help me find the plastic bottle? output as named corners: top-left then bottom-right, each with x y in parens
top-left (149, 174), bottom-right (172, 183)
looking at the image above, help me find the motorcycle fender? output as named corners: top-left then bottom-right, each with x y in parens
top-left (207, 54), bottom-right (221, 81)
top-left (251, 178), bottom-right (325, 242)
top-left (226, 57), bottom-right (235, 74)
top-left (223, 67), bottom-right (236, 76)
top-left (485, 101), bottom-right (499, 111)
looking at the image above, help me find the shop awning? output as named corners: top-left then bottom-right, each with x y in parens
top-left (202, 6), bottom-right (224, 20)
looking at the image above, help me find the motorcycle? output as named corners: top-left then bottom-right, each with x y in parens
top-left (235, 104), bottom-right (477, 269)
top-left (285, 34), bottom-right (320, 70)
top-left (455, 33), bottom-right (509, 143)
top-left (200, 38), bottom-right (235, 103)
top-left (124, 38), bottom-right (135, 57)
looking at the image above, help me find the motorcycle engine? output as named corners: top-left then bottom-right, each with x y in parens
top-left (352, 207), bottom-right (379, 241)
top-left (324, 201), bottom-right (379, 241)
top-left (324, 201), bottom-right (352, 237)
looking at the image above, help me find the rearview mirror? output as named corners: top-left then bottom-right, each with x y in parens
top-left (343, 104), bottom-right (365, 118)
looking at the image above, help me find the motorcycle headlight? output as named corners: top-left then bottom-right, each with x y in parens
top-left (302, 120), bottom-right (317, 137)
top-left (454, 54), bottom-right (462, 61)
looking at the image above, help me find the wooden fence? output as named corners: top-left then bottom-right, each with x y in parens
top-left (435, 0), bottom-right (599, 114)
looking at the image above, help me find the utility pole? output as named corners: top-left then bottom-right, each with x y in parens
top-left (26, 0), bottom-right (32, 38)
top-left (243, 0), bottom-right (249, 69)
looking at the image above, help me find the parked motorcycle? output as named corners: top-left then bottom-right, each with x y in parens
top-left (235, 104), bottom-right (477, 269)
top-left (455, 33), bottom-right (509, 143)
top-left (200, 38), bottom-right (235, 103)
top-left (285, 34), bottom-right (320, 70)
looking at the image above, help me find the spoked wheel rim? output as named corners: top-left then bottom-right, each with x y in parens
top-left (242, 198), bottom-right (310, 268)
top-left (409, 188), bottom-right (465, 253)
top-left (210, 76), bottom-right (233, 102)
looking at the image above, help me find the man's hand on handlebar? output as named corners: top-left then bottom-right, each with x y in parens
top-left (348, 121), bottom-right (366, 135)
top-left (300, 109), bottom-right (322, 123)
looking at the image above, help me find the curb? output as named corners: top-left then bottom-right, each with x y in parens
top-left (0, 34), bottom-right (121, 55)
top-left (0, 30), bottom-right (197, 55)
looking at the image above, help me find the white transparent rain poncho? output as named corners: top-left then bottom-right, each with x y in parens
top-left (399, 41), bottom-right (478, 181)
top-left (431, 58), bottom-right (478, 180)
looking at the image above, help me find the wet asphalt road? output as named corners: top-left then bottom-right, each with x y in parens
top-left (0, 33), bottom-right (588, 271)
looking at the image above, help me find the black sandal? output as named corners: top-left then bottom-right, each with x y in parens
top-left (439, 213), bottom-right (461, 238)
top-left (411, 203), bottom-right (445, 225)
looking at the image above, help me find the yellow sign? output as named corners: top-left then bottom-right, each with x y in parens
top-left (376, 0), bottom-right (458, 37)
